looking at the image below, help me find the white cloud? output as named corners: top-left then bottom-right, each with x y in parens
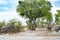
top-left (0, 0), bottom-right (8, 4)
top-left (0, 0), bottom-right (4, 3)
top-left (0, 10), bottom-right (27, 26)
top-left (50, 0), bottom-right (60, 14)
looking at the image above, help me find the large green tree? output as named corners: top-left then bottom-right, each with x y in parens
top-left (16, 0), bottom-right (52, 30)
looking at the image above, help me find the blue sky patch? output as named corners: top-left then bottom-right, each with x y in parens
top-left (54, 1), bottom-right (60, 7)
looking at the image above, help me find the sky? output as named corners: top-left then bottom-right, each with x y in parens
top-left (0, 0), bottom-right (27, 26)
top-left (0, 0), bottom-right (60, 26)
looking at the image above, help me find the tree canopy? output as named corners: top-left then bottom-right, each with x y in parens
top-left (17, 0), bottom-right (52, 19)
top-left (16, 0), bottom-right (52, 30)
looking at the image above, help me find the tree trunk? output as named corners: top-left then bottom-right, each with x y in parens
top-left (29, 18), bottom-right (33, 30)
top-left (32, 18), bottom-right (36, 30)
top-left (29, 18), bottom-right (36, 30)
top-left (47, 21), bottom-right (52, 31)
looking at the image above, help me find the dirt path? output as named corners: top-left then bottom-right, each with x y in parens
top-left (0, 31), bottom-right (60, 40)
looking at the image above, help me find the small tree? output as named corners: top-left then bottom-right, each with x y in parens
top-left (0, 21), bottom-right (5, 28)
top-left (14, 21), bottom-right (24, 31)
top-left (55, 10), bottom-right (60, 25)
top-left (44, 12), bottom-right (53, 31)
top-left (7, 19), bottom-right (17, 26)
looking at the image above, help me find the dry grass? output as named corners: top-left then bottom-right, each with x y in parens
top-left (32, 30), bottom-right (60, 36)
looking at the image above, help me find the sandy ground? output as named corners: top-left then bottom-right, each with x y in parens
top-left (0, 31), bottom-right (60, 40)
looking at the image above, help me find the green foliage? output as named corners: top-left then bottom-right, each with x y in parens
top-left (14, 21), bottom-right (24, 31)
top-left (26, 21), bottom-right (31, 30)
top-left (16, 0), bottom-right (52, 30)
top-left (7, 19), bottom-right (17, 26)
top-left (0, 21), bottom-right (5, 28)
top-left (16, 0), bottom-right (52, 18)
top-left (55, 10), bottom-right (60, 24)
top-left (45, 12), bottom-right (52, 21)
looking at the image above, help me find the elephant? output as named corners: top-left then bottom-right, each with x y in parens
top-left (1, 25), bottom-right (20, 33)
